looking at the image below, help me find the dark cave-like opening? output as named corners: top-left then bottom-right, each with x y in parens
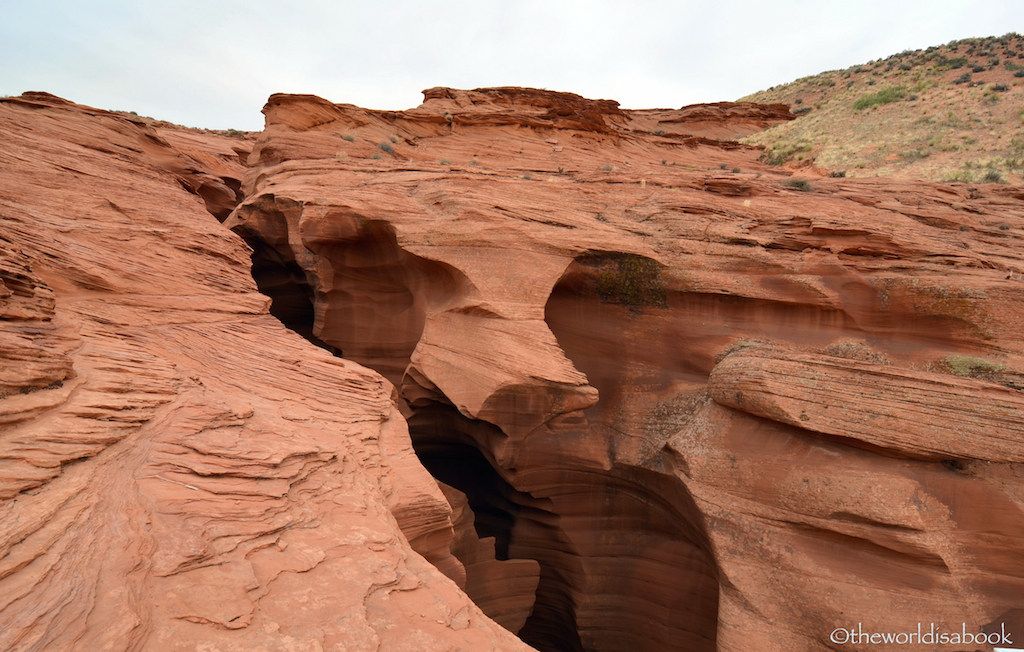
top-left (406, 397), bottom-right (720, 652)
top-left (408, 400), bottom-right (587, 652)
top-left (244, 235), bottom-right (341, 355)
top-left (231, 214), bottom-right (723, 652)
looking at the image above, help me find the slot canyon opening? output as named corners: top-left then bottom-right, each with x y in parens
top-left (406, 397), bottom-right (721, 652)
top-left (407, 400), bottom-right (587, 652)
top-left (245, 235), bottom-right (340, 354)
top-left (232, 213), bottom-right (723, 651)
top-left (230, 202), bottom-right (471, 381)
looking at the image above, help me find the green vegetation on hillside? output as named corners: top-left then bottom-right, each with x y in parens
top-left (740, 33), bottom-right (1024, 184)
top-left (852, 86), bottom-right (907, 110)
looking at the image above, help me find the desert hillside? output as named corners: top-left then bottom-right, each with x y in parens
top-left (2, 85), bottom-right (1024, 652)
top-left (741, 33), bottom-right (1024, 183)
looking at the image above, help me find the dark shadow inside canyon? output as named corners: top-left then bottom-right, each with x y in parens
top-left (406, 393), bottom-right (721, 652)
top-left (408, 400), bottom-right (587, 652)
top-left (245, 236), bottom-right (341, 354)
top-left (235, 221), bottom-right (724, 651)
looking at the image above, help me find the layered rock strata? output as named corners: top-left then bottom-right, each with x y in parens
top-left (6, 84), bottom-right (1024, 652)
top-left (709, 348), bottom-right (1024, 461)
top-left (229, 86), bottom-right (1024, 652)
top-left (0, 92), bottom-right (533, 652)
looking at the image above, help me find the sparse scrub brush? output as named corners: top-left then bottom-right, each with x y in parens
top-left (782, 178), bottom-right (813, 191)
top-left (936, 355), bottom-right (1004, 377)
top-left (853, 86), bottom-right (907, 110)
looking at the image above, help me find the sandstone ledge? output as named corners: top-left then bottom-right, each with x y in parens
top-left (709, 349), bottom-right (1024, 460)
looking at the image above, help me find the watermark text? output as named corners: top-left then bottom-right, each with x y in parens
top-left (830, 622), bottom-right (1012, 646)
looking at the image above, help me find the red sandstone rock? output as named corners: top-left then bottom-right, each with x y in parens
top-left (0, 93), bottom-right (534, 652)
top-left (7, 84), bottom-right (1024, 652)
top-left (229, 87), bottom-right (1024, 652)
top-left (440, 483), bottom-right (541, 633)
top-left (708, 348), bottom-right (1024, 461)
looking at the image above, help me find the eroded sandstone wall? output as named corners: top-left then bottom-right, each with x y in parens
top-left (228, 87), bottom-right (1024, 652)
top-left (0, 92), bottom-right (534, 652)
top-left (7, 85), bottom-right (1024, 652)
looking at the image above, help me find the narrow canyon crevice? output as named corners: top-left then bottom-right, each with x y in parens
top-left (245, 236), bottom-right (341, 354)
top-left (407, 398), bottom-right (588, 652)
top-left (406, 396), bottom-right (721, 652)
top-left (229, 211), bottom-right (725, 651)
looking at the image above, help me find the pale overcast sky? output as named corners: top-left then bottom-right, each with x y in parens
top-left (2, 1), bottom-right (1021, 131)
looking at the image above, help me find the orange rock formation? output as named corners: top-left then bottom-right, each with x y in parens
top-left (3, 86), bottom-right (1024, 652)
top-left (0, 92), bottom-right (532, 652)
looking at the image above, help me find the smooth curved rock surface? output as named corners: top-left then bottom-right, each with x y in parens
top-left (440, 482), bottom-right (541, 634)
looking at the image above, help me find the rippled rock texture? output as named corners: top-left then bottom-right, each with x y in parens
top-left (228, 86), bottom-right (1024, 652)
top-left (6, 85), bottom-right (1024, 652)
top-left (0, 92), bottom-right (533, 652)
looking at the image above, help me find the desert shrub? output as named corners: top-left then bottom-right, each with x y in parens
top-left (377, 142), bottom-right (394, 154)
top-left (716, 338), bottom-right (773, 362)
top-left (593, 254), bottom-right (668, 311)
top-left (938, 355), bottom-right (1004, 377)
top-left (719, 163), bottom-right (729, 170)
top-left (999, 223), bottom-right (1011, 230)
top-left (371, 153), bottom-right (383, 160)
top-left (823, 340), bottom-right (889, 364)
top-left (389, 134), bottom-right (399, 143)
top-left (900, 148), bottom-right (930, 161)
top-left (1016, 70), bottom-right (1024, 78)
top-left (792, 106), bottom-right (812, 115)
top-left (829, 170), bottom-right (847, 177)
top-left (984, 170), bottom-right (1004, 183)
top-left (601, 164), bottom-right (613, 171)
top-left (972, 65), bottom-right (986, 72)
top-left (732, 167), bottom-right (741, 173)
top-left (522, 173), bottom-right (533, 180)
top-left (782, 178), bottom-right (813, 191)
top-left (853, 86), bottom-right (907, 110)
top-left (994, 84), bottom-right (1010, 91)
top-left (342, 134), bottom-right (355, 142)
top-left (953, 73), bottom-right (973, 84)
top-left (942, 170), bottom-right (976, 182)
top-left (439, 158), bottom-right (451, 164)
top-left (942, 459), bottom-right (969, 473)
top-left (759, 140), bottom-right (813, 166)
